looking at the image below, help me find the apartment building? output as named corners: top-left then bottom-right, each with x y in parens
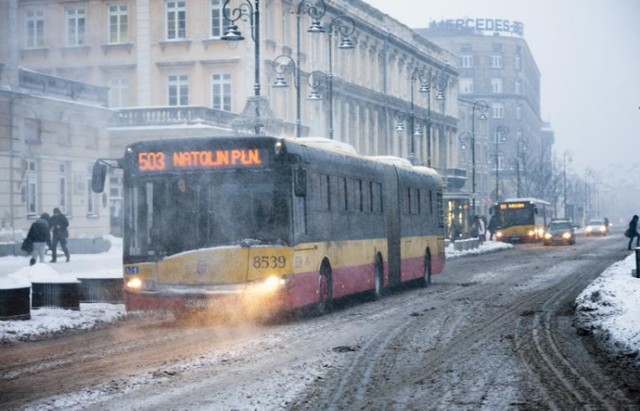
top-left (419, 18), bottom-right (553, 217)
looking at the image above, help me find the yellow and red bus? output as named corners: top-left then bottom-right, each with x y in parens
top-left (92, 136), bottom-right (445, 316)
top-left (493, 198), bottom-right (551, 242)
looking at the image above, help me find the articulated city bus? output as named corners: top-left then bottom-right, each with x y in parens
top-left (493, 197), bottom-right (551, 242)
top-left (92, 136), bottom-right (445, 317)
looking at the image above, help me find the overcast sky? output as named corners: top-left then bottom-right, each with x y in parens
top-left (364, 0), bottom-right (640, 174)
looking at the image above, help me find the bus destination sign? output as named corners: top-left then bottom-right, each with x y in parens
top-left (137, 148), bottom-right (265, 172)
top-left (500, 202), bottom-right (526, 210)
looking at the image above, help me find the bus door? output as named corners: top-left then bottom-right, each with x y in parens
top-left (383, 165), bottom-right (401, 287)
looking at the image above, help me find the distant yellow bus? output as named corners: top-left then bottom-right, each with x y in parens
top-left (92, 136), bottom-right (446, 317)
top-left (494, 198), bottom-right (551, 242)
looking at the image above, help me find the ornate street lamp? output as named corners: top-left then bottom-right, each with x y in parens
top-left (307, 70), bottom-right (328, 101)
top-left (222, 0), bottom-right (263, 134)
top-left (423, 70), bottom-right (447, 167)
top-left (287, 0), bottom-right (327, 137)
top-left (493, 125), bottom-right (509, 201)
top-left (471, 100), bottom-right (489, 216)
top-left (407, 66), bottom-right (429, 164)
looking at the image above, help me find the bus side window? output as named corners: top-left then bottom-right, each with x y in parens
top-left (294, 167), bottom-right (307, 197)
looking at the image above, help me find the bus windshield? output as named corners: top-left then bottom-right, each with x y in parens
top-left (498, 207), bottom-right (533, 227)
top-left (124, 170), bottom-right (289, 259)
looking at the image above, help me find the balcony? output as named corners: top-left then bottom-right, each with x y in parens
top-left (16, 67), bottom-right (109, 107)
top-left (110, 106), bottom-right (237, 128)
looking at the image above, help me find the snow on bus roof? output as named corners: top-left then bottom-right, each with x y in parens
top-left (295, 137), bottom-right (357, 155)
top-left (369, 156), bottom-right (440, 176)
top-left (368, 156), bottom-right (413, 168)
top-left (412, 165), bottom-right (440, 177)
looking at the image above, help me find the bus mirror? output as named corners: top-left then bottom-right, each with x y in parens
top-left (534, 206), bottom-right (538, 215)
top-left (294, 167), bottom-right (307, 197)
top-left (91, 160), bottom-right (107, 193)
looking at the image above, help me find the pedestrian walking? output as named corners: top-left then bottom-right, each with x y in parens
top-left (625, 215), bottom-right (640, 250)
top-left (474, 215), bottom-right (485, 245)
top-left (49, 207), bottom-right (70, 262)
top-left (25, 213), bottom-right (51, 266)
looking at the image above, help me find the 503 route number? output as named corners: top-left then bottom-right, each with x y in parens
top-left (253, 256), bottom-right (286, 269)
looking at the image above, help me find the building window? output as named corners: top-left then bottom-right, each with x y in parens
top-left (58, 163), bottom-right (67, 213)
top-left (168, 74), bottom-right (188, 106)
top-left (24, 118), bottom-right (42, 144)
top-left (492, 103), bottom-right (504, 119)
top-left (492, 154), bottom-right (505, 171)
top-left (460, 55), bottom-right (473, 69)
top-left (515, 54), bottom-right (522, 71)
top-left (26, 160), bottom-right (38, 216)
top-left (211, 73), bottom-right (231, 111)
top-left (166, 1), bottom-right (186, 40)
top-left (66, 7), bottom-right (86, 46)
top-left (491, 54), bottom-right (503, 69)
top-left (25, 9), bottom-right (45, 48)
top-left (514, 79), bottom-right (522, 94)
top-left (459, 78), bottom-right (474, 94)
top-left (516, 105), bottom-right (523, 120)
top-left (210, 0), bottom-right (230, 38)
top-left (108, 4), bottom-right (129, 44)
top-left (109, 77), bottom-right (129, 107)
top-left (491, 78), bottom-right (503, 93)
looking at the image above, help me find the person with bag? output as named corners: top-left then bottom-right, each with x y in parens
top-left (625, 215), bottom-right (640, 250)
top-left (49, 207), bottom-right (70, 262)
top-left (25, 213), bottom-right (51, 266)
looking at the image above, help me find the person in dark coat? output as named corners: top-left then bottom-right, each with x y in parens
top-left (49, 207), bottom-right (70, 262)
top-left (626, 215), bottom-right (640, 250)
top-left (26, 213), bottom-right (51, 266)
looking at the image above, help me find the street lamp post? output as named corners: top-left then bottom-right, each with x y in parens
top-left (407, 67), bottom-right (428, 164)
top-left (563, 149), bottom-right (573, 218)
top-left (514, 136), bottom-right (526, 198)
top-left (424, 71), bottom-right (447, 167)
top-left (326, 15), bottom-right (355, 140)
top-left (222, 0), bottom-right (262, 134)
top-left (470, 100), bottom-right (489, 216)
top-left (306, 15), bottom-right (355, 140)
top-left (493, 125), bottom-right (509, 202)
top-left (293, 0), bottom-right (326, 137)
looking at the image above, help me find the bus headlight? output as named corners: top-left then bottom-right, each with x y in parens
top-left (126, 277), bottom-right (156, 291)
top-left (562, 232), bottom-right (572, 239)
top-left (544, 233), bottom-right (552, 240)
top-left (126, 277), bottom-right (143, 289)
top-left (250, 275), bottom-right (288, 294)
top-left (496, 231), bottom-right (503, 238)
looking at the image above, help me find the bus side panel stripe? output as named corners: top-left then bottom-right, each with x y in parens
top-left (331, 264), bottom-right (374, 299)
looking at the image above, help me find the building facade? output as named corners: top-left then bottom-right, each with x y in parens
top-left (419, 18), bottom-right (553, 218)
top-left (11, 0), bottom-right (459, 164)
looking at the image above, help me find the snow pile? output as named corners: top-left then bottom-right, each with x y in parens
top-left (9, 264), bottom-right (80, 283)
top-left (445, 239), bottom-right (514, 258)
top-left (575, 253), bottom-right (640, 363)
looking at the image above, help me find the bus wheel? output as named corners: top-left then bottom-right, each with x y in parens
top-left (370, 255), bottom-right (384, 301)
top-left (420, 252), bottom-right (432, 288)
top-left (316, 262), bottom-right (333, 316)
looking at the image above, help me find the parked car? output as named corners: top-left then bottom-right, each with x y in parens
top-left (543, 220), bottom-right (576, 245)
top-left (585, 219), bottom-right (608, 236)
